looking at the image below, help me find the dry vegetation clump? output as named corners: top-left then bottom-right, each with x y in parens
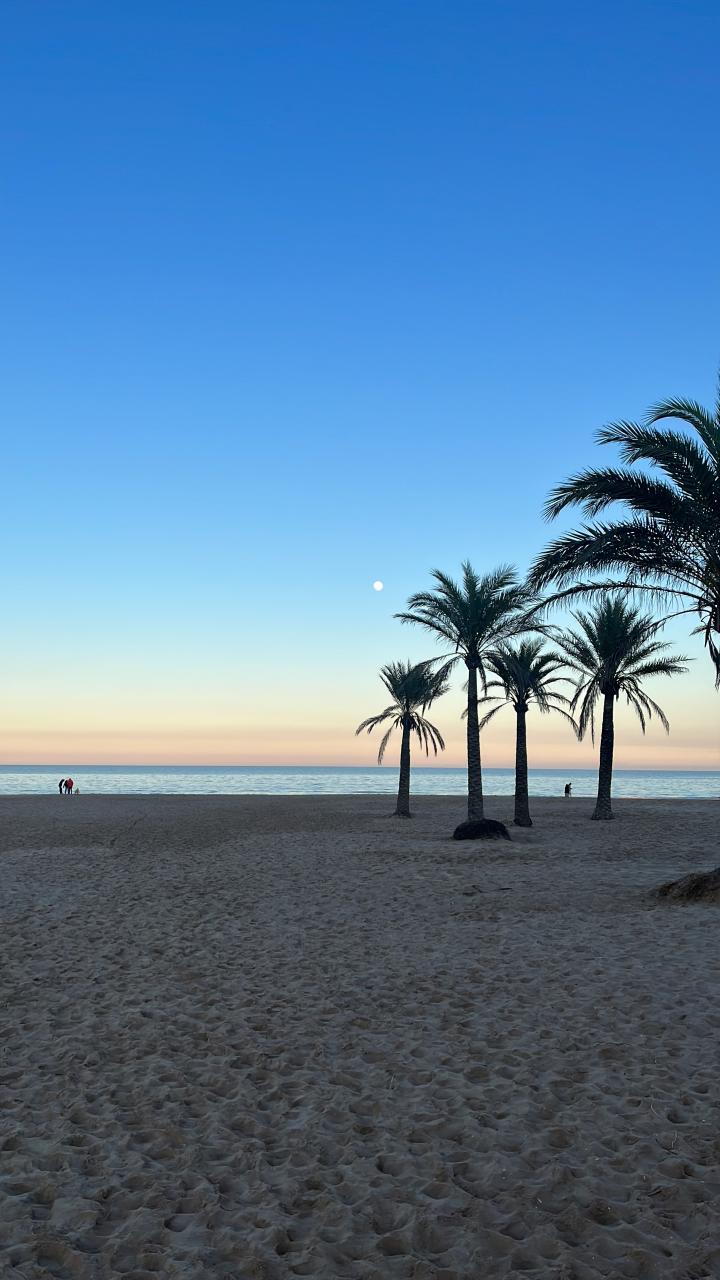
top-left (657, 867), bottom-right (720, 902)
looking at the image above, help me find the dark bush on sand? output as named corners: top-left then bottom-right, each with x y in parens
top-left (657, 868), bottom-right (720, 903)
top-left (453, 819), bottom-right (511, 841)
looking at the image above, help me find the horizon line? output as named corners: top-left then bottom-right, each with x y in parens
top-left (0, 763), bottom-right (717, 775)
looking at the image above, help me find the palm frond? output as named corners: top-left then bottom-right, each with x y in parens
top-left (644, 398), bottom-right (719, 458)
top-left (572, 678), bottom-right (599, 743)
top-left (412, 717), bottom-right (446, 756)
top-left (629, 657), bottom-right (689, 680)
top-left (543, 466), bottom-right (706, 525)
top-left (529, 521), bottom-right (708, 595)
top-left (376, 724), bottom-right (396, 764)
top-left (355, 708), bottom-right (395, 735)
top-left (596, 419), bottom-right (717, 492)
top-left (477, 703), bottom-right (505, 731)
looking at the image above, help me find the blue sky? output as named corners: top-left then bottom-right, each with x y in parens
top-left (1, 1), bottom-right (718, 765)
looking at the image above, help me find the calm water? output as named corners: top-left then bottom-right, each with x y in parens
top-left (0, 765), bottom-right (717, 799)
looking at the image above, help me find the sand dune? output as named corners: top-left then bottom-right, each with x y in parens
top-left (1, 794), bottom-right (719, 1279)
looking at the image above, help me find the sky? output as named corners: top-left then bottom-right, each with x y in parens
top-left (1, 0), bottom-right (718, 769)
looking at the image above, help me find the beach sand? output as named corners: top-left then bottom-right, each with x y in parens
top-left (1, 794), bottom-right (719, 1279)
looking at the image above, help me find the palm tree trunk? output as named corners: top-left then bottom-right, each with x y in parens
top-left (592, 690), bottom-right (615, 820)
top-left (466, 663), bottom-right (484, 820)
top-left (513, 703), bottom-right (532, 826)
top-left (395, 718), bottom-right (412, 817)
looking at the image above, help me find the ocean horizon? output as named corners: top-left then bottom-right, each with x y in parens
top-left (0, 765), bottom-right (717, 799)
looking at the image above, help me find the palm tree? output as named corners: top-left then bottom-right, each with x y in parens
top-left (551, 599), bottom-right (687, 820)
top-left (476, 639), bottom-right (576, 827)
top-left (396, 563), bottom-right (536, 820)
top-left (528, 381), bottom-right (720, 684)
top-left (355, 659), bottom-right (451, 817)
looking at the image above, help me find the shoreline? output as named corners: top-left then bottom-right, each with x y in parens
top-left (0, 790), bottom-right (717, 804)
top-left (0, 791), bottom-right (717, 806)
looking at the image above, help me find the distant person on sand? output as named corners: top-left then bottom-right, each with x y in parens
top-left (58, 778), bottom-right (65, 795)
top-left (564, 782), bottom-right (572, 797)
top-left (65, 778), bottom-right (74, 795)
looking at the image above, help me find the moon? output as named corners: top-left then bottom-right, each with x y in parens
top-left (372, 580), bottom-right (384, 592)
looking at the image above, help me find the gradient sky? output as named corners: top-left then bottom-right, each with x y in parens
top-left (1, 1), bottom-right (718, 768)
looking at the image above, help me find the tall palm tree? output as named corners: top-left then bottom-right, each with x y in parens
top-left (551, 599), bottom-right (687, 820)
top-left (529, 382), bottom-right (720, 684)
top-left (355, 659), bottom-right (451, 818)
top-left (396, 563), bottom-right (536, 820)
top-left (476, 639), bottom-right (576, 827)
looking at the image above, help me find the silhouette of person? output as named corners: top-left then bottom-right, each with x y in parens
top-left (564, 782), bottom-right (572, 797)
top-left (59, 778), bottom-right (65, 795)
top-left (65, 777), bottom-right (74, 796)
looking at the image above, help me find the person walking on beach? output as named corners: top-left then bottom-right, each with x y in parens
top-left (564, 782), bottom-right (572, 797)
top-left (58, 778), bottom-right (65, 795)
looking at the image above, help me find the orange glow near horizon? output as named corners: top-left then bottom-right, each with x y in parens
top-left (1, 716), bottom-right (717, 770)
top-left (1, 649), bottom-right (717, 771)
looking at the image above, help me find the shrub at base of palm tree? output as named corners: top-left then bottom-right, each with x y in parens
top-left (453, 819), bottom-right (511, 841)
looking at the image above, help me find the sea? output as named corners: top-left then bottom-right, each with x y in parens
top-left (0, 766), bottom-right (717, 799)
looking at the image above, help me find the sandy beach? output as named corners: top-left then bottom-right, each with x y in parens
top-left (1, 794), bottom-right (719, 1280)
